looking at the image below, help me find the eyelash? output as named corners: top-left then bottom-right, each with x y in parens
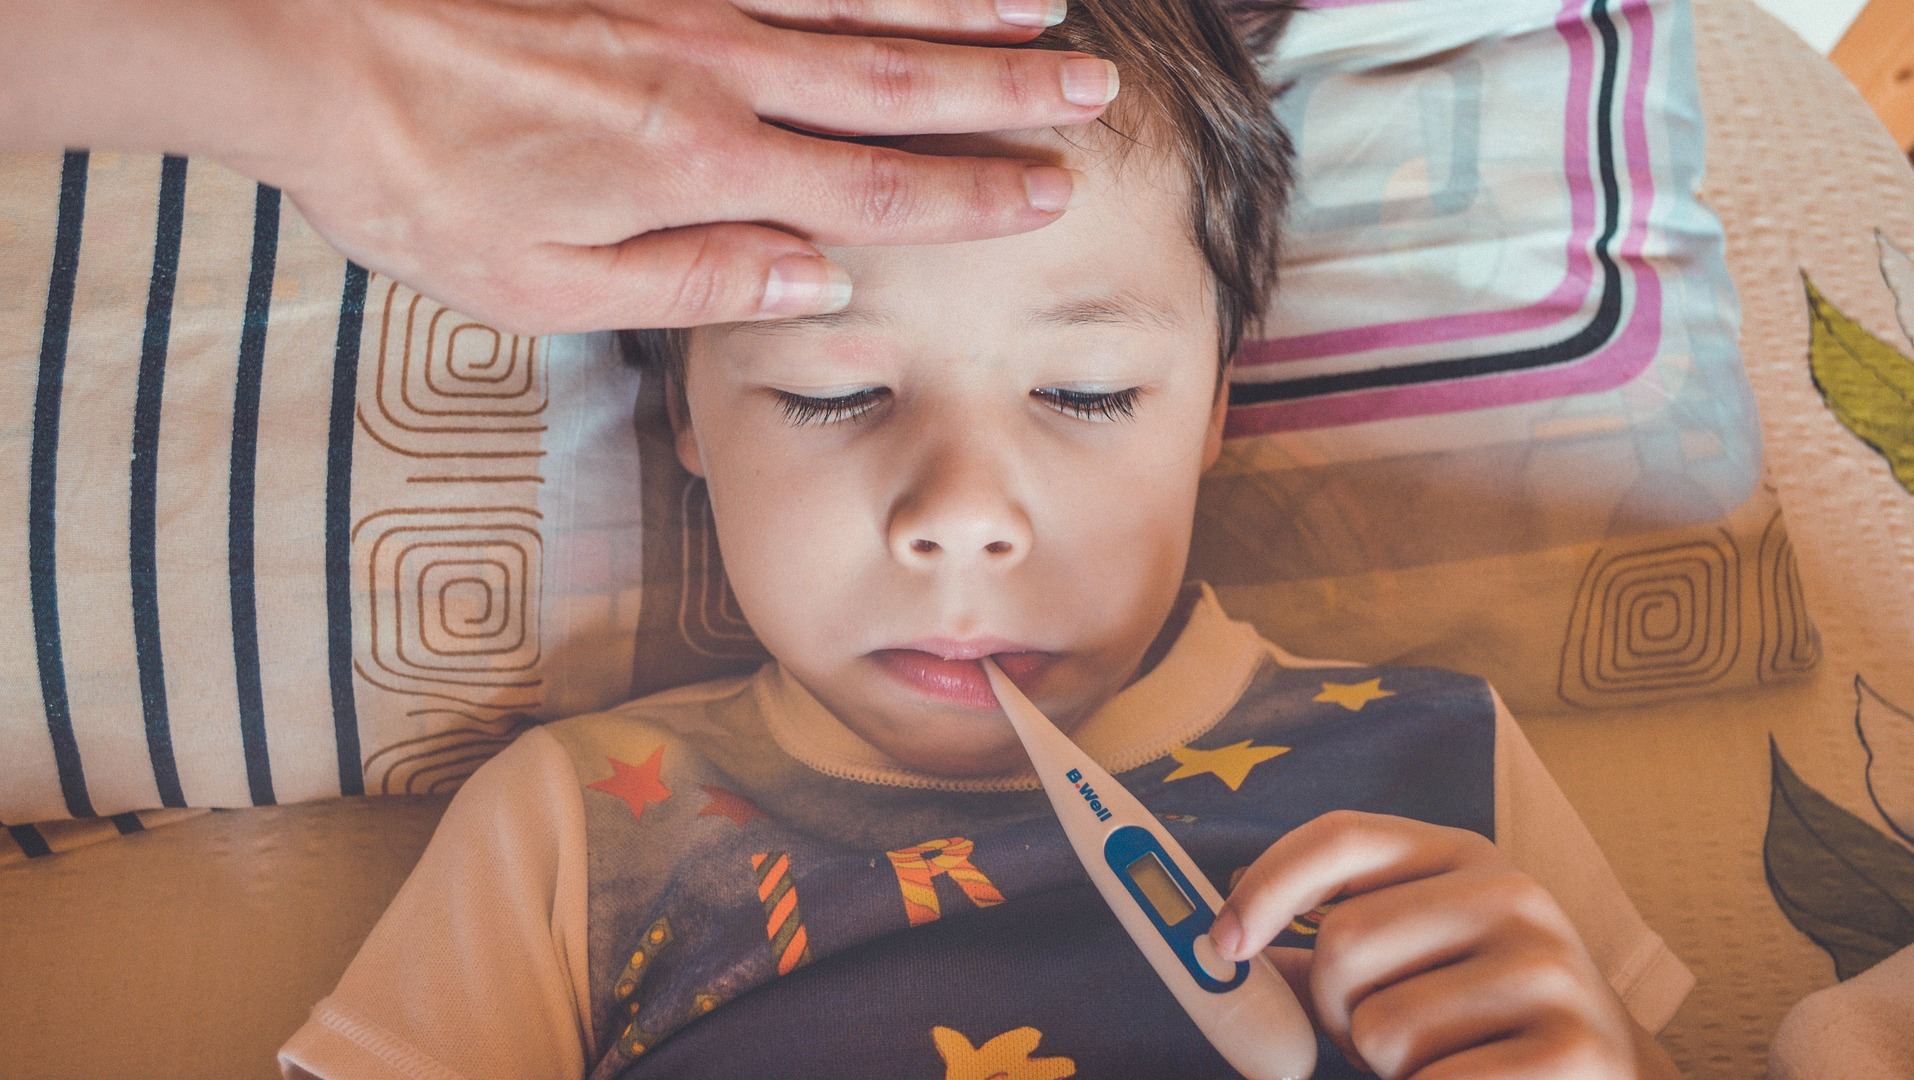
top-left (773, 388), bottom-right (889, 425)
top-left (1034, 387), bottom-right (1143, 422)
top-left (771, 386), bottom-right (1143, 426)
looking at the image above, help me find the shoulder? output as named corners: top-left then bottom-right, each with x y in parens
top-left (1242, 638), bottom-right (1499, 724)
top-left (539, 671), bottom-right (762, 779)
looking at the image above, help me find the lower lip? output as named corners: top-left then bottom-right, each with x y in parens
top-left (870, 650), bottom-right (1055, 711)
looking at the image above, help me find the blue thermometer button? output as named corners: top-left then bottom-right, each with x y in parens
top-left (1102, 825), bottom-right (1249, 993)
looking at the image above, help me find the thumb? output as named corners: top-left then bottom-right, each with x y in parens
top-left (542, 222), bottom-right (853, 331)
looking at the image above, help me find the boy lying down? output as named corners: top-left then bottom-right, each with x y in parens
top-left (281, 0), bottom-right (1692, 1076)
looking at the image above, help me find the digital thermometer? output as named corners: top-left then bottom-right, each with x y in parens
top-left (983, 660), bottom-right (1317, 1080)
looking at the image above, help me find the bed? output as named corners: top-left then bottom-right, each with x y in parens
top-left (2, 1), bottom-right (1910, 1077)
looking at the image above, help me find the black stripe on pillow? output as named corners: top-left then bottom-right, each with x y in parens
top-left (230, 183), bottom-right (280, 806)
top-left (5, 823), bottom-right (54, 859)
top-left (29, 150), bottom-right (95, 820)
top-left (1230, 0), bottom-right (1629, 405)
top-left (326, 262), bottom-right (369, 797)
top-left (109, 812), bottom-right (146, 835)
top-left (131, 154), bottom-right (190, 809)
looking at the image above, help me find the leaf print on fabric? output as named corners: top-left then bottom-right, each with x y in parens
top-left (1804, 274), bottom-right (1914, 496)
top-left (1763, 738), bottom-right (1914, 980)
top-left (1855, 676), bottom-right (1914, 847)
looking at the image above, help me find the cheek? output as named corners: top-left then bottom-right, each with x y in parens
top-left (699, 433), bottom-right (870, 644)
top-left (1035, 422), bottom-right (1207, 606)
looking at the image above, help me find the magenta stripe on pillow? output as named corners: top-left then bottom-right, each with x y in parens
top-left (1242, 0), bottom-right (1621, 364)
top-left (1227, 0), bottom-right (1678, 434)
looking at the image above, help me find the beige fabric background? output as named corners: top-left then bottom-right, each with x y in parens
top-left (1, 2), bottom-right (1910, 1078)
top-left (1522, 0), bottom-right (1914, 1074)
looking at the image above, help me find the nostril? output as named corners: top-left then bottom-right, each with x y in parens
top-left (910, 538), bottom-right (938, 555)
top-left (984, 540), bottom-right (1013, 555)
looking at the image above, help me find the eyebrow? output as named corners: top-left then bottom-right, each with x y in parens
top-left (736, 289), bottom-right (1188, 336)
top-left (1028, 289), bottom-right (1187, 332)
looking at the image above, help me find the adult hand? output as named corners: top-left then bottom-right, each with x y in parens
top-left (1210, 811), bottom-right (1685, 1080)
top-left (2, 0), bottom-right (1118, 332)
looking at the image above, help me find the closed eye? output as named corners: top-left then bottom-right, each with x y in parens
top-left (1033, 387), bottom-right (1143, 422)
top-left (772, 388), bottom-right (889, 425)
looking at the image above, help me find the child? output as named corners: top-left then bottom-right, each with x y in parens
top-left (281, 1), bottom-right (1692, 1077)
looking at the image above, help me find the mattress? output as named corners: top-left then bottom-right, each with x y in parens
top-left (2, 2), bottom-right (1911, 1078)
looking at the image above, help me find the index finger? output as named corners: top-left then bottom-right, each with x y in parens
top-left (738, 0), bottom-right (1068, 39)
top-left (1210, 811), bottom-right (1498, 963)
top-left (728, 127), bottom-right (1085, 245)
top-left (738, 29), bottom-right (1119, 136)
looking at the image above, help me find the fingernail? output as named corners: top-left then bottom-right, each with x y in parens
top-left (1061, 57), bottom-right (1119, 106)
top-left (1210, 911), bottom-right (1244, 959)
top-left (760, 255), bottom-right (852, 317)
top-left (1023, 166), bottom-right (1085, 213)
top-left (998, 0), bottom-right (1066, 28)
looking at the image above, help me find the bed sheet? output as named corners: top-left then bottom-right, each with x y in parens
top-left (1523, 1), bottom-right (1914, 1076)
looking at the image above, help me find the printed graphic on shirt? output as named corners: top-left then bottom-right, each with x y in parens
top-left (931, 1025), bottom-right (1076, 1080)
top-left (887, 838), bottom-right (1008, 927)
top-left (1162, 740), bottom-right (1291, 791)
top-left (750, 851), bottom-right (814, 976)
top-left (557, 659), bottom-right (1497, 1080)
top-left (611, 916), bottom-right (673, 1059)
top-left (700, 785), bottom-right (765, 827)
top-left (588, 746), bottom-right (672, 822)
top-left (1314, 678), bottom-right (1395, 711)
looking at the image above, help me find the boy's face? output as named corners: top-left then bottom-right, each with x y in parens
top-left (674, 129), bottom-right (1228, 777)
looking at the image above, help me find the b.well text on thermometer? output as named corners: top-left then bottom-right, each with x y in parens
top-left (1065, 768), bottom-right (1114, 822)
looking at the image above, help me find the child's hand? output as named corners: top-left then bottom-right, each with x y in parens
top-left (1208, 811), bottom-right (1682, 1079)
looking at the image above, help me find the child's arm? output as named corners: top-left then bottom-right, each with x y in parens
top-left (1209, 811), bottom-right (1684, 1079)
top-left (278, 727), bottom-right (593, 1080)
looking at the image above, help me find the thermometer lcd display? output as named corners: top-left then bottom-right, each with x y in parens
top-left (1125, 851), bottom-right (1196, 926)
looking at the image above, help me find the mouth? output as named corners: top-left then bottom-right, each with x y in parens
top-left (868, 642), bottom-right (1057, 711)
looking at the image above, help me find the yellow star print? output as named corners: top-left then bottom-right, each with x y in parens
top-left (932, 1026), bottom-right (1076, 1080)
top-left (1315, 678), bottom-right (1395, 712)
top-left (1163, 740), bottom-right (1289, 792)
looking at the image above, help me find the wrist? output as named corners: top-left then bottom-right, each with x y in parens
top-left (0, 0), bottom-right (333, 175)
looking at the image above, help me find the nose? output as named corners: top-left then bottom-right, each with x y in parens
top-left (887, 440), bottom-right (1033, 568)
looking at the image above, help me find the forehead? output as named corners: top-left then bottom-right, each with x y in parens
top-left (730, 126), bottom-right (1212, 348)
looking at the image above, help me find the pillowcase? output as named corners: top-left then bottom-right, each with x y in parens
top-left (1191, 0), bottom-right (1817, 709)
top-left (0, 153), bottom-right (649, 820)
top-left (0, 0), bottom-right (1806, 822)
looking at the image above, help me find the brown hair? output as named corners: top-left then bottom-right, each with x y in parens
top-left (626, 0), bottom-right (1295, 372)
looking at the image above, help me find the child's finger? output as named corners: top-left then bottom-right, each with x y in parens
top-left (1209, 811), bottom-right (1497, 963)
top-left (1393, 1021), bottom-right (1626, 1080)
top-left (1342, 947), bottom-right (1598, 1079)
top-left (1306, 866), bottom-right (1575, 1042)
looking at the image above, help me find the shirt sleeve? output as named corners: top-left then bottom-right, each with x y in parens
top-left (279, 726), bottom-right (594, 1080)
top-left (1491, 691), bottom-right (1695, 1034)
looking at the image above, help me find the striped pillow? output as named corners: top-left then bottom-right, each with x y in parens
top-left (0, 151), bottom-right (652, 821)
top-left (1, 808), bottom-right (206, 865)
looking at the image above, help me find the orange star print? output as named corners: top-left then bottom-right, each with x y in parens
top-left (588, 746), bottom-right (672, 822)
top-left (699, 784), bottom-right (766, 827)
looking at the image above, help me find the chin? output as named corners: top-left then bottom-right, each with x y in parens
top-left (878, 717), bottom-right (1031, 778)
